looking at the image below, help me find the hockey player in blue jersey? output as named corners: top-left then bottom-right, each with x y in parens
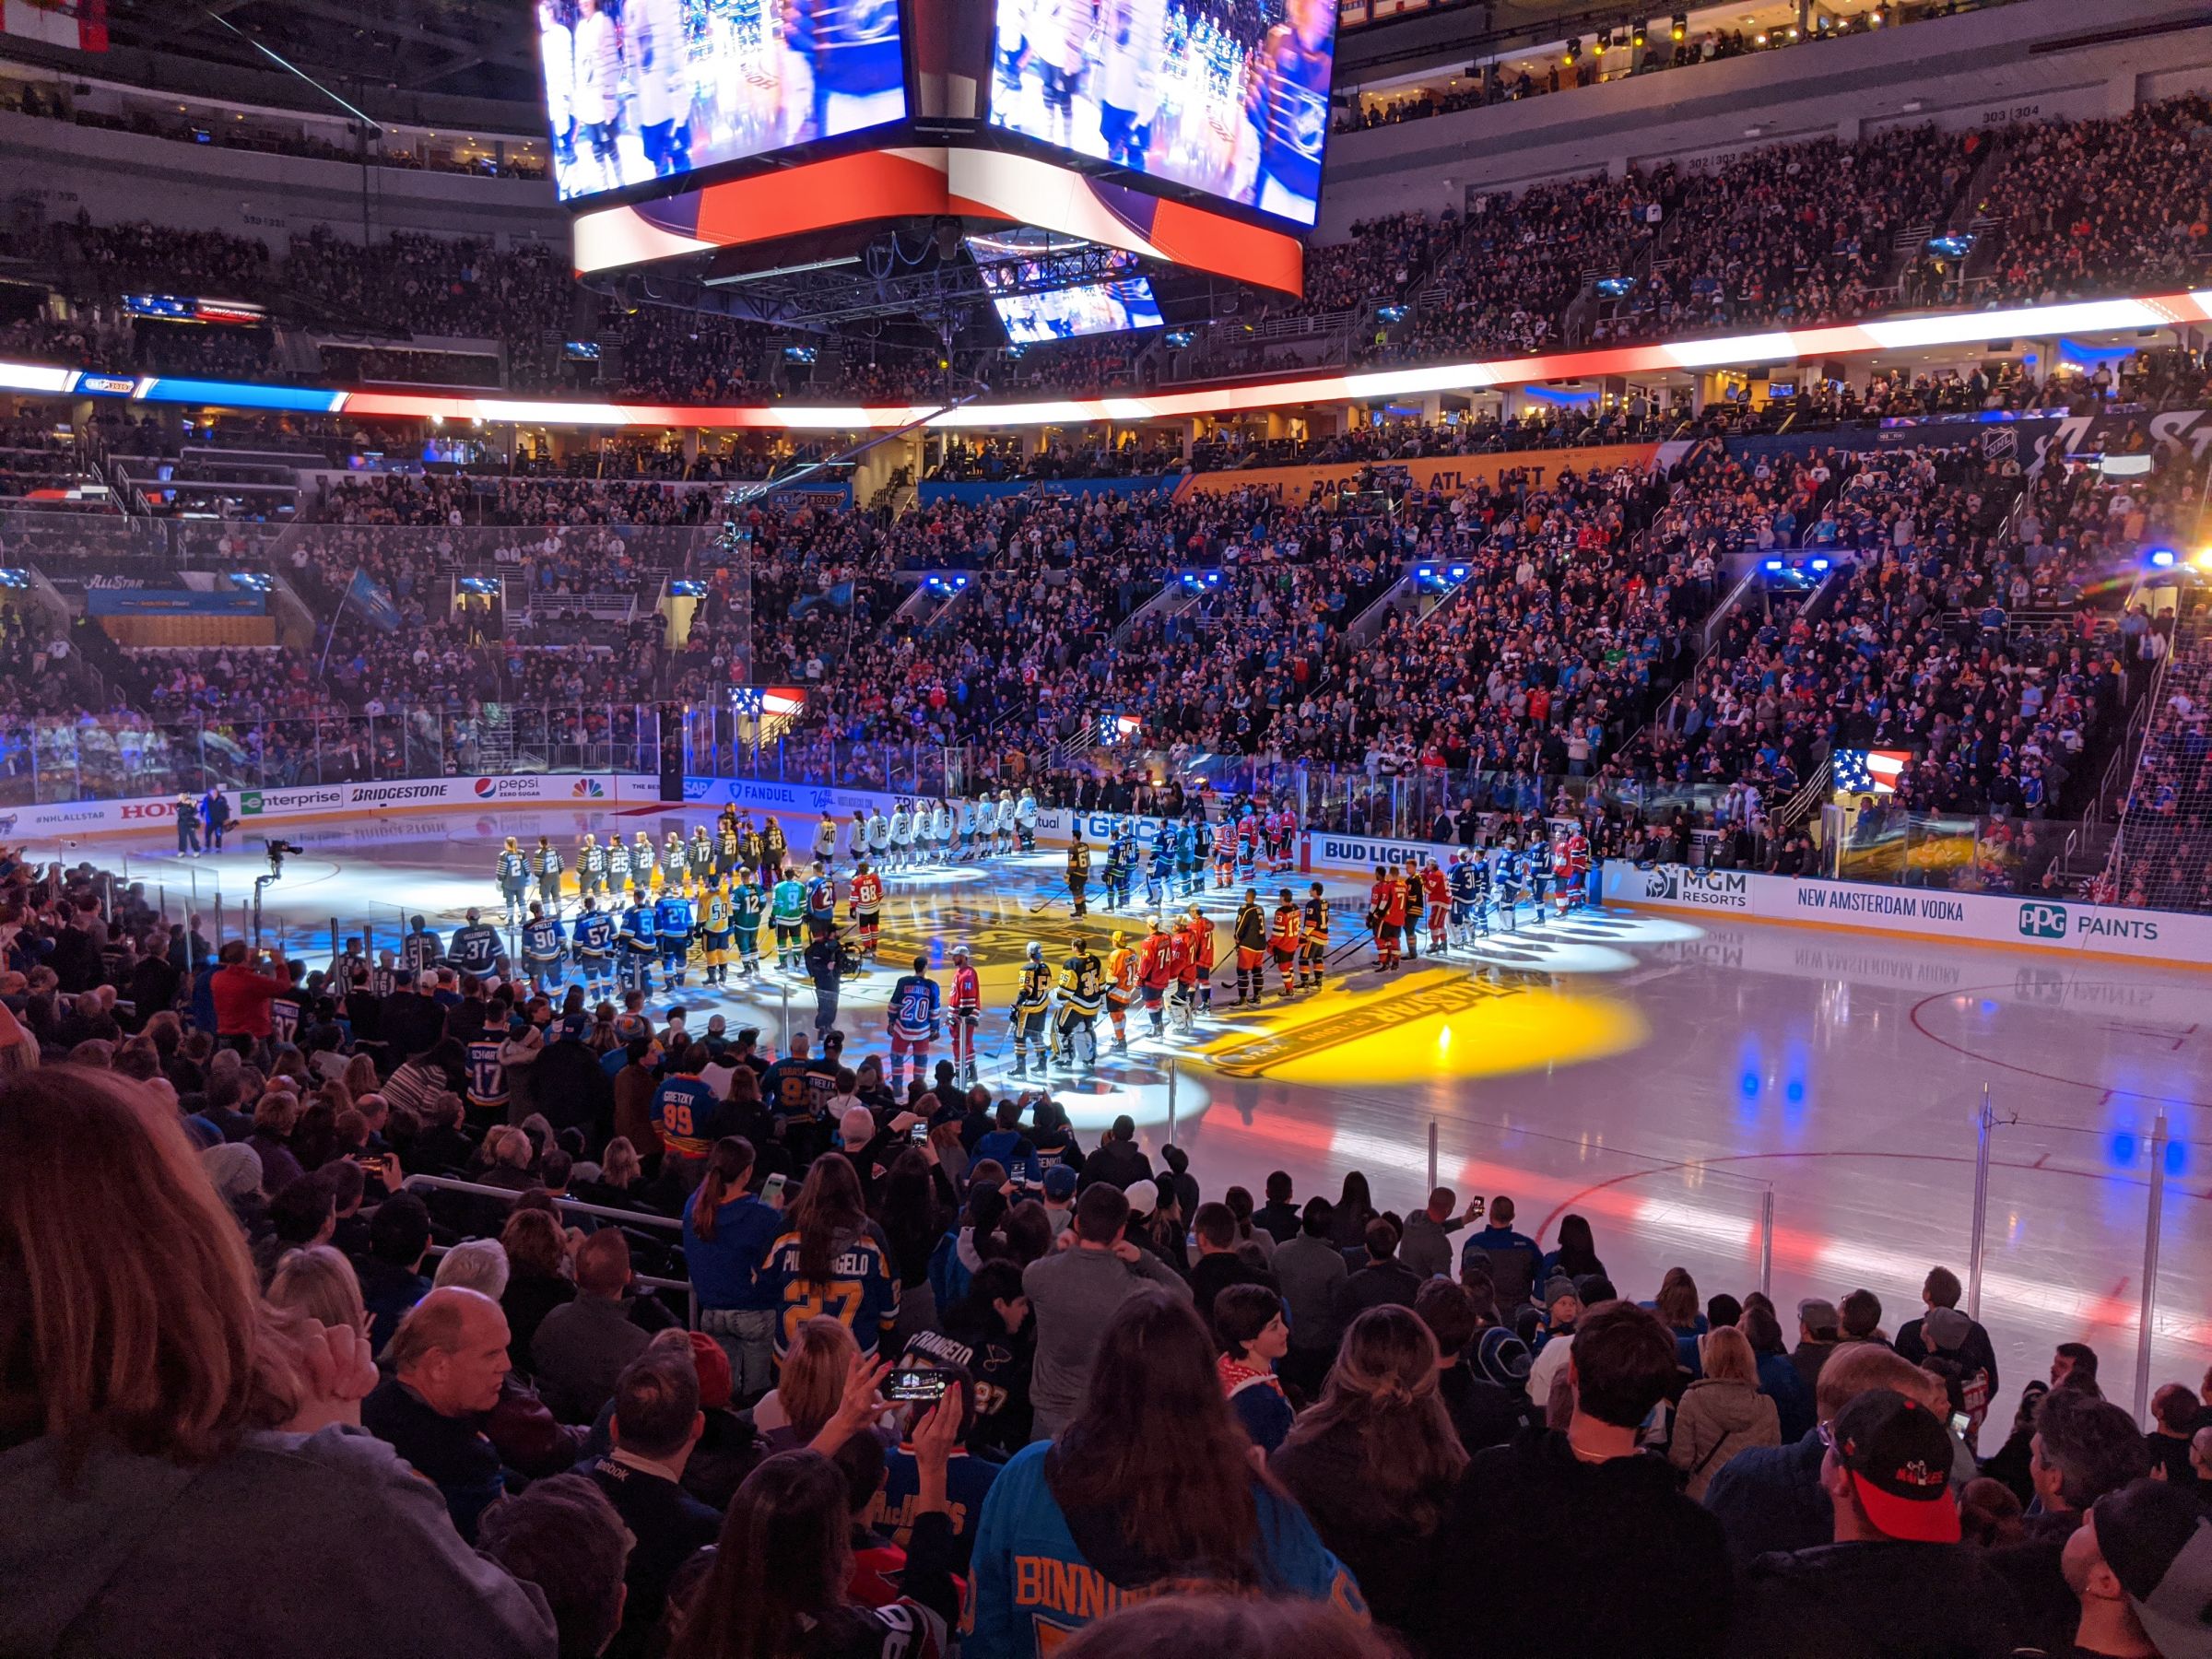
top-left (620, 892), bottom-right (657, 997)
top-left (1495, 841), bottom-right (1524, 932)
top-left (653, 885), bottom-right (694, 987)
top-left (571, 896), bottom-right (616, 999)
top-left (400, 914), bottom-right (441, 978)
top-left (1144, 833), bottom-right (1173, 911)
top-left (1447, 849), bottom-right (1488, 946)
top-left (1524, 831), bottom-right (1555, 927)
top-left (1101, 826), bottom-right (1135, 912)
top-left (885, 955), bottom-right (942, 1092)
top-left (521, 901), bottom-right (565, 994)
top-left (1173, 819), bottom-right (1199, 899)
top-left (448, 908), bottom-right (501, 979)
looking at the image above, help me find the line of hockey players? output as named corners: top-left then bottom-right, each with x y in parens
top-left (1066, 801), bottom-right (1300, 916)
top-left (1363, 822), bottom-right (1596, 970)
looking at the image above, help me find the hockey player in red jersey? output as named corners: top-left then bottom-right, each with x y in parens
top-left (1135, 919), bottom-right (1174, 1040)
top-left (1370, 865), bottom-right (1406, 971)
top-left (1164, 919), bottom-right (1197, 1035)
top-left (849, 860), bottom-right (885, 958)
top-left (948, 941), bottom-right (982, 1088)
top-left (1420, 855), bottom-right (1452, 953)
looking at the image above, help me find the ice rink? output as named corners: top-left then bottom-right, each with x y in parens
top-left (104, 801), bottom-right (2212, 1407)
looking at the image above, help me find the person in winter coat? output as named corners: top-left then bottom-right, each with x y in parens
top-left (1669, 1326), bottom-right (1781, 1500)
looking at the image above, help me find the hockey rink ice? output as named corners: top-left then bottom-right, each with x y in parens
top-left (104, 802), bottom-right (2212, 1406)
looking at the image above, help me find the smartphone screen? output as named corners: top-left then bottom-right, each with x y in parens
top-left (1468, 1196), bottom-right (1487, 1218)
top-left (909, 1121), bottom-right (930, 1144)
top-left (1949, 1413), bottom-right (1971, 1437)
top-left (760, 1172), bottom-right (787, 1206)
top-left (886, 1368), bottom-right (949, 1404)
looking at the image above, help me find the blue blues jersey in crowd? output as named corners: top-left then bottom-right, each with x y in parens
top-left (465, 1037), bottom-right (509, 1110)
top-left (270, 994), bottom-right (301, 1048)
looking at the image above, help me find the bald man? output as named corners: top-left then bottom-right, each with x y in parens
top-left (361, 1286), bottom-right (515, 1541)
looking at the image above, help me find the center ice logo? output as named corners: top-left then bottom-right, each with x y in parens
top-left (2018, 902), bottom-right (2068, 940)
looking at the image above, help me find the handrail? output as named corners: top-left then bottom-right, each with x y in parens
top-left (400, 1171), bottom-right (685, 1232)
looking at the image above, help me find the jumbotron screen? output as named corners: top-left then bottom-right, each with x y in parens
top-left (537, 0), bottom-right (908, 204)
top-left (986, 0), bottom-right (1336, 228)
top-left (992, 275), bottom-right (1165, 342)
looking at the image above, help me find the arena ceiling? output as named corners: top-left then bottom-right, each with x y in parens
top-left (102, 0), bottom-right (542, 106)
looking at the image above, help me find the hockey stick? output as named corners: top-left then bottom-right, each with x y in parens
top-left (1027, 887), bottom-right (1065, 916)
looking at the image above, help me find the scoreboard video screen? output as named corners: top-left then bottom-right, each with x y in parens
top-left (537, 0), bottom-right (908, 204)
top-left (985, 0), bottom-right (1337, 227)
top-left (990, 274), bottom-right (1165, 342)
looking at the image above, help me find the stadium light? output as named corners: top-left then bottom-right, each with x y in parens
top-left (1810, 558), bottom-right (1830, 572)
top-left (1418, 566), bottom-right (1435, 580)
top-left (1632, 18), bottom-right (1647, 46)
top-left (1450, 564), bottom-right (1469, 580)
top-left (2147, 548), bottom-right (2177, 569)
top-left (1762, 559), bottom-right (1783, 572)
top-left (1671, 12), bottom-right (1687, 40)
top-left (2194, 548), bottom-right (2212, 572)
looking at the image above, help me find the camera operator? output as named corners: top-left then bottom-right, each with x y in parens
top-left (210, 938), bottom-right (288, 1058)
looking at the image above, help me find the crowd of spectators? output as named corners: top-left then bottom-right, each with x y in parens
top-left (6, 836), bottom-right (2212, 1658)
top-left (1, 95), bottom-right (2206, 411)
top-left (2100, 627), bottom-right (2212, 913)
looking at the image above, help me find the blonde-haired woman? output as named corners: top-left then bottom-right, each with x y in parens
top-left (754, 1316), bottom-right (864, 1451)
top-left (1668, 1324), bottom-right (1780, 1499)
top-left (1270, 1304), bottom-right (1467, 1639)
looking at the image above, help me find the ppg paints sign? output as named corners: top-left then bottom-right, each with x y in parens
top-left (1605, 862), bottom-right (2205, 967)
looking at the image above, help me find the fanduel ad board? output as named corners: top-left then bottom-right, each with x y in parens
top-left (537, 0), bottom-right (908, 204)
top-left (987, 0), bottom-right (1335, 227)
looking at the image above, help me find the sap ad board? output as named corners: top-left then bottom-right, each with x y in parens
top-left (1603, 862), bottom-right (2212, 969)
top-left (1173, 445), bottom-right (1661, 503)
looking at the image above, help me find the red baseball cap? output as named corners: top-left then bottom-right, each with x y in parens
top-left (1830, 1389), bottom-right (1960, 1544)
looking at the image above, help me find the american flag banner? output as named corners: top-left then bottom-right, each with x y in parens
top-left (1833, 749), bottom-right (1911, 796)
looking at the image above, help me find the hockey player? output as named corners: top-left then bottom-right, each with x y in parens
top-left (994, 788), bottom-right (1018, 857)
top-left (700, 879), bottom-right (733, 985)
top-left (450, 907), bottom-right (502, 979)
top-left (620, 890), bottom-right (658, 997)
top-left (737, 815), bottom-right (766, 877)
top-left (948, 941), bottom-right (982, 1087)
top-left (655, 881), bottom-right (694, 988)
top-left (953, 795), bottom-right (976, 862)
top-left (929, 798), bottom-right (953, 864)
top-left (804, 860), bottom-right (838, 943)
top-left (1066, 832), bottom-right (1091, 917)
top-left (1181, 905), bottom-right (1217, 1014)
top-left (1559, 822), bottom-right (1591, 917)
top-left (849, 859), bottom-right (884, 958)
top-left (1145, 830), bottom-right (1174, 912)
top-left (572, 896), bottom-right (616, 999)
top-left (1232, 814), bottom-right (1260, 888)
top-left (1300, 882), bottom-right (1330, 990)
top-left (846, 810), bottom-right (869, 872)
top-left (888, 799), bottom-right (912, 872)
top-left (496, 837), bottom-right (531, 925)
top-left (606, 834), bottom-right (632, 897)
top-left (769, 865), bottom-right (806, 971)
top-left (577, 833), bottom-right (607, 901)
top-left (663, 830), bottom-right (691, 893)
top-left (1135, 918), bottom-right (1173, 1040)
top-left (1369, 865), bottom-right (1405, 972)
top-left (1402, 865), bottom-right (1426, 961)
top-left (334, 935), bottom-right (369, 986)
top-left (1172, 818), bottom-right (1198, 900)
top-left (1267, 805), bottom-right (1297, 875)
top-left (1101, 829), bottom-right (1133, 912)
top-left (813, 811), bottom-right (841, 869)
top-left (1009, 942), bottom-right (1053, 1078)
top-left (1269, 888), bottom-right (1302, 997)
top-left (1494, 839), bottom-right (1523, 932)
top-left (533, 836), bottom-right (565, 912)
top-left (866, 806), bottom-right (892, 871)
top-left (521, 901), bottom-right (565, 995)
top-left (1231, 888), bottom-right (1268, 1006)
top-left (688, 825), bottom-right (714, 883)
top-left (1054, 934), bottom-right (1106, 1072)
top-left (1103, 929), bottom-right (1138, 1053)
top-left (1525, 831), bottom-right (1555, 926)
top-left (1164, 912), bottom-right (1198, 1035)
top-left (887, 954), bottom-right (941, 1090)
top-left (1447, 850), bottom-right (1487, 947)
top-left (1211, 818), bottom-right (1235, 889)
top-left (731, 868), bottom-right (766, 978)
top-left (631, 832), bottom-right (660, 897)
top-left (760, 816), bottom-right (788, 878)
top-left (1421, 856), bottom-right (1452, 955)
top-left (368, 947), bottom-right (398, 1001)
top-left (1193, 817), bottom-right (1216, 894)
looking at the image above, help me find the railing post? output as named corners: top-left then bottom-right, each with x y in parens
top-left (1758, 1188), bottom-right (1775, 1299)
top-left (1427, 1120), bottom-right (1439, 1196)
top-left (2134, 1111), bottom-right (2169, 1424)
top-left (1967, 1084), bottom-right (1993, 1323)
